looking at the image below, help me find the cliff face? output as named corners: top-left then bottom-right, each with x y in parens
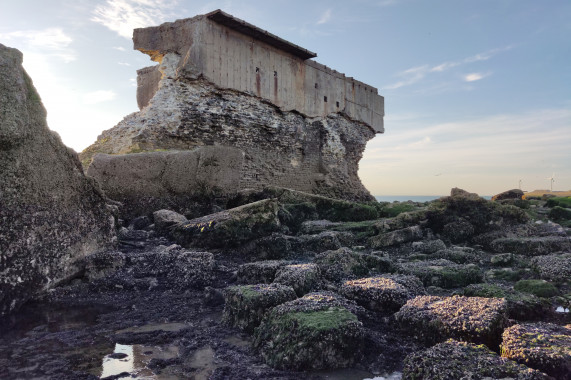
top-left (82, 51), bottom-right (376, 215)
top-left (0, 44), bottom-right (116, 316)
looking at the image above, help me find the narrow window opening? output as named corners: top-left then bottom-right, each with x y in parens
top-left (315, 83), bottom-right (318, 89)
top-left (255, 67), bottom-right (260, 73)
top-left (324, 96), bottom-right (328, 102)
top-left (336, 101), bottom-right (339, 108)
top-left (274, 71), bottom-right (277, 77)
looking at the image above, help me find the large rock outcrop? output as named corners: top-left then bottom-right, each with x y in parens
top-left (0, 44), bottom-right (115, 316)
top-left (81, 12), bottom-right (379, 218)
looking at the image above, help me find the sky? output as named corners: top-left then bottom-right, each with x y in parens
top-left (1, 0), bottom-right (570, 196)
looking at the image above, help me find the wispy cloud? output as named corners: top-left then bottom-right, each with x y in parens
top-left (317, 9), bottom-right (332, 25)
top-left (118, 62), bottom-right (131, 66)
top-left (113, 46), bottom-right (126, 51)
top-left (0, 28), bottom-right (76, 62)
top-left (91, 0), bottom-right (178, 39)
top-left (464, 72), bottom-right (491, 82)
top-left (82, 90), bottom-right (117, 104)
top-left (384, 46), bottom-right (513, 90)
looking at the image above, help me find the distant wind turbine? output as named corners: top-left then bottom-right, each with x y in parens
top-left (546, 173), bottom-right (555, 191)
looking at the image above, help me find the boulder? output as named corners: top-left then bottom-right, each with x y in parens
top-left (514, 279), bottom-right (559, 298)
top-left (339, 274), bottom-right (425, 313)
top-left (501, 322), bottom-right (571, 379)
top-left (253, 292), bottom-right (364, 370)
top-left (0, 44), bottom-right (115, 316)
top-left (397, 259), bottom-right (483, 289)
top-left (313, 247), bottom-right (394, 283)
top-left (152, 209), bottom-right (188, 233)
top-left (169, 199), bottom-right (281, 248)
top-left (411, 239), bottom-right (447, 254)
top-left (222, 283), bottom-right (297, 333)
top-left (492, 189), bottom-right (525, 201)
top-left (403, 340), bottom-right (551, 380)
top-left (273, 263), bottom-right (323, 296)
top-left (395, 295), bottom-right (509, 348)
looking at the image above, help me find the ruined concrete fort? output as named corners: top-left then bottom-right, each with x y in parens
top-left (81, 10), bottom-right (385, 218)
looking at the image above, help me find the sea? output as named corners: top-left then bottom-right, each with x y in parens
top-left (375, 195), bottom-right (492, 203)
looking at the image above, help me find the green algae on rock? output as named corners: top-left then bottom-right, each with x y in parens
top-left (253, 292), bottom-right (364, 370)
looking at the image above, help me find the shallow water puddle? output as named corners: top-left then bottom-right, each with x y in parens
top-left (185, 345), bottom-right (218, 380)
top-left (314, 368), bottom-right (402, 380)
top-left (99, 343), bottom-right (179, 379)
top-left (555, 306), bottom-right (569, 313)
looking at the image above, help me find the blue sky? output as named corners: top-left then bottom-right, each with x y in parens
top-left (1, 0), bottom-right (570, 196)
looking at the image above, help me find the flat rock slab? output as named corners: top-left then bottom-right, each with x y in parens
top-left (491, 236), bottom-right (571, 256)
top-left (253, 292), bottom-right (364, 370)
top-left (397, 259), bottom-right (483, 289)
top-left (222, 283), bottom-right (296, 333)
top-left (501, 322), bottom-right (571, 379)
top-left (237, 260), bottom-right (290, 284)
top-left (170, 199), bottom-right (281, 248)
top-left (395, 295), bottom-right (509, 348)
top-left (403, 340), bottom-right (551, 380)
top-left (273, 263), bottom-right (322, 296)
top-left (340, 274), bottom-right (425, 313)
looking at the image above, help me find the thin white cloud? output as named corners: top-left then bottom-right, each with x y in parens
top-left (0, 28), bottom-right (76, 62)
top-left (113, 46), bottom-right (127, 51)
top-left (464, 72), bottom-right (491, 82)
top-left (82, 90), bottom-right (117, 105)
top-left (91, 0), bottom-right (179, 39)
top-left (317, 9), bottom-right (332, 25)
top-left (385, 46), bottom-right (513, 90)
top-left (118, 62), bottom-right (131, 66)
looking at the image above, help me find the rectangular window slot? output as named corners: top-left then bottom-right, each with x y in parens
top-left (324, 96), bottom-right (328, 102)
top-left (274, 71), bottom-right (277, 77)
top-left (315, 83), bottom-right (318, 89)
top-left (255, 67), bottom-right (260, 73)
top-left (336, 101), bottom-right (339, 108)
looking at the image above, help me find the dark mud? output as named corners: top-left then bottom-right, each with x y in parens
top-left (0, 236), bottom-right (411, 380)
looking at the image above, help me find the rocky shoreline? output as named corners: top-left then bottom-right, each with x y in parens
top-left (1, 187), bottom-right (570, 379)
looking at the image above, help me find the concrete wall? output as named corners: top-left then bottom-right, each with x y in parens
top-left (134, 14), bottom-right (384, 133)
top-left (136, 65), bottom-right (161, 110)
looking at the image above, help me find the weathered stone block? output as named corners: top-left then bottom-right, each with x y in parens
top-left (501, 322), bottom-right (571, 379)
top-left (491, 236), bottom-right (571, 256)
top-left (273, 263), bottom-right (323, 296)
top-left (340, 274), bottom-right (425, 313)
top-left (313, 247), bottom-right (394, 282)
top-left (237, 260), bottom-right (290, 284)
top-left (253, 292), bottom-right (364, 370)
top-left (170, 199), bottom-right (281, 248)
top-left (369, 225), bottom-right (423, 248)
top-left (403, 340), bottom-right (551, 380)
top-left (222, 283), bottom-right (297, 333)
top-left (395, 295), bottom-right (509, 348)
top-left (397, 259), bottom-right (483, 289)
